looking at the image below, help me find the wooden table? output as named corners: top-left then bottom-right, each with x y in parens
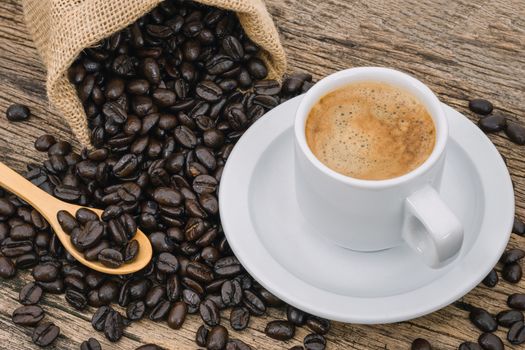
top-left (1, 0), bottom-right (524, 348)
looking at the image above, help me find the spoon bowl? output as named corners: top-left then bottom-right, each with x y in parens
top-left (0, 162), bottom-right (152, 275)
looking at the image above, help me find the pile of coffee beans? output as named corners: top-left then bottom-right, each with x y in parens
top-left (2, 0), bottom-right (329, 348)
top-left (57, 207), bottom-right (139, 267)
top-left (469, 98), bottom-right (525, 145)
top-left (1, 0), bottom-right (524, 348)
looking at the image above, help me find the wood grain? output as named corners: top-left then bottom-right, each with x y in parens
top-left (0, 0), bottom-right (524, 348)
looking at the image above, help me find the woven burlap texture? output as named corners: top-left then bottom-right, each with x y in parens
top-left (22, 0), bottom-right (287, 147)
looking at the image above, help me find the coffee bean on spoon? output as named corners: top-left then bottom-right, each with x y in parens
top-left (98, 248), bottom-right (124, 268)
top-left (482, 269), bottom-right (498, 288)
top-left (469, 99), bottom-right (493, 115)
top-left (505, 121), bottom-right (525, 145)
top-left (478, 333), bottom-right (503, 350)
top-left (502, 262), bottom-right (522, 283)
top-left (478, 113), bottom-right (507, 132)
top-left (6, 104), bottom-right (30, 121)
top-left (469, 308), bottom-right (498, 332)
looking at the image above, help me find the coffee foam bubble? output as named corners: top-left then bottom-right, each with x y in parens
top-left (305, 82), bottom-right (436, 180)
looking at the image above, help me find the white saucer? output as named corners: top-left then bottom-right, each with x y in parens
top-left (219, 95), bottom-right (514, 324)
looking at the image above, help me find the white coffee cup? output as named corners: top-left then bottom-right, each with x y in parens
top-left (294, 67), bottom-right (463, 268)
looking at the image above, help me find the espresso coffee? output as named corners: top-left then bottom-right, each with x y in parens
top-left (305, 82), bottom-right (436, 180)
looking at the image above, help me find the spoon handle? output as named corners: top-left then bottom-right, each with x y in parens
top-left (0, 162), bottom-right (59, 211)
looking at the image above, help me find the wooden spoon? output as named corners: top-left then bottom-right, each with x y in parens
top-left (0, 162), bottom-right (152, 275)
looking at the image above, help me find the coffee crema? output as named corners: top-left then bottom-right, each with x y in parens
top-left (305, 82), bottom-right (436, 180)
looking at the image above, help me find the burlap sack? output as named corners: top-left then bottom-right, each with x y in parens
top-left (22, 0), bottom-right (287, 147)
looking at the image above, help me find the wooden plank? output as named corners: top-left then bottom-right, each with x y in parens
top-left (0, 0), bottom-right (524, 348)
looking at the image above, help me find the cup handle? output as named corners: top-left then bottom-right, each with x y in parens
top-left (402, 185), bottom-right (463, 268)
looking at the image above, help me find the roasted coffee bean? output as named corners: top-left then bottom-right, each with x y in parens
top-left (6, 104), bottom-right (30, 121)
top-left (508, 293), bottom-right (525, 310)
top-left (57, 210), bottom-right (78, 234)
top-left (230, 306), bottom-right (250, 331)
top-left (11, 223), bottom-right (35, 240)
top-left (501, 249), bottom-right (525, 264)
top-left (207, 325), bottom-right (229, 350)
top-left (199, 299), bottom-right (220, 326)
top-left (34, 134), bottom-right (56, 152)
top-left (287, 305), bottom-right (307, 326)
top-left (19, 282), bottom-right (43, 305)
top-left (145, 285), bottom-right (165, 308)
top-left (410, 338), bottom-right (431, 350)
top-left (196, 325), bottom-right (209, 347)
top-left (92, 306), bottom-right (111, 331)
top-left (196, 81), bottom-right (223, 102)
top-left (104, 310), bottom-right (124, 342)
top-left (80, 338), bottom-right (102, 350)
top-left (502, 262), bottom-right (522, 283)
top-left (226, 339), bottom-right (252, 350)
top-left (38, 279), bottom-right (65, 294)
top-left (214, 256), bottom-right (242, 277)
top-left (32, 263), bottom-right (59, 282)
top-left (222, 36), bottom-right (244, 61)
top-left (182, 288), bottom-right (201, 313)
top-left (478, 332), bottom-right (503, 350)
top-left (0, 256), bottom-right (16, 278)
top-left (304, 333), bottom-right (326, 350)
top-left (2, 238), bottom-right (33, 257)
top-left (247, 58), bottom-right (267, 80)
top-left (469, 99), bottom-right (493, 115)
top-left (513, 217), bottom-right (525, 235)
top-left (76, 220), bottom-right (105, 250)
top-left (221, 279), bottom-right (242, 306)
top-left (478, 114), bottom-right (507, 132)
top-left (12, 305), bottom-right (44, 326)
top-left (126, 300), bottom-right (146, 321)
top-left (136, 345), bottom-right (162, 350)
top-left (254, 80), bottom-right (281, 95)
top-left (32, 322), bottom-right (60, 347)
top-left (497, 310), bottom-right (524, 327)
top-left (65, 288), bottom-right (87, 310)
top-left (265, 320), bottom-right (295, 341)
top-left (258, 288), bottom-right (282, 307)
top-left (84, 240), bottom-right (110, 261)
top-left (506, 122), bottom-right (525, 145)
top-left (149, 299), bottom-right (171, 321)
top-left (166, 275), bottom-right (181, 301)
top-left (76, 208), bottom-right (99, 224)
top-left (306, 316), bottom-right (331, 335)
top-left (187, 261), bottom-right (214, 283)
top-left (98, 280), bottom-right (119, 304)
top-left (64, 275), bottom-right (87, 292)
top-left (242, 290), bottom-right (266, 316)
top-left (174, 126), bottom-right (198, 148)
top-left (459, 342), bottom-right (481, 350)
top-left (167, 301), bottom-right (187, 329)
top-left (98, 248), bottom-right (123, 268)
top-left (470, 308), bottom-right (498, 332)
top-left (508, 321), bottom-right (525, 345)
